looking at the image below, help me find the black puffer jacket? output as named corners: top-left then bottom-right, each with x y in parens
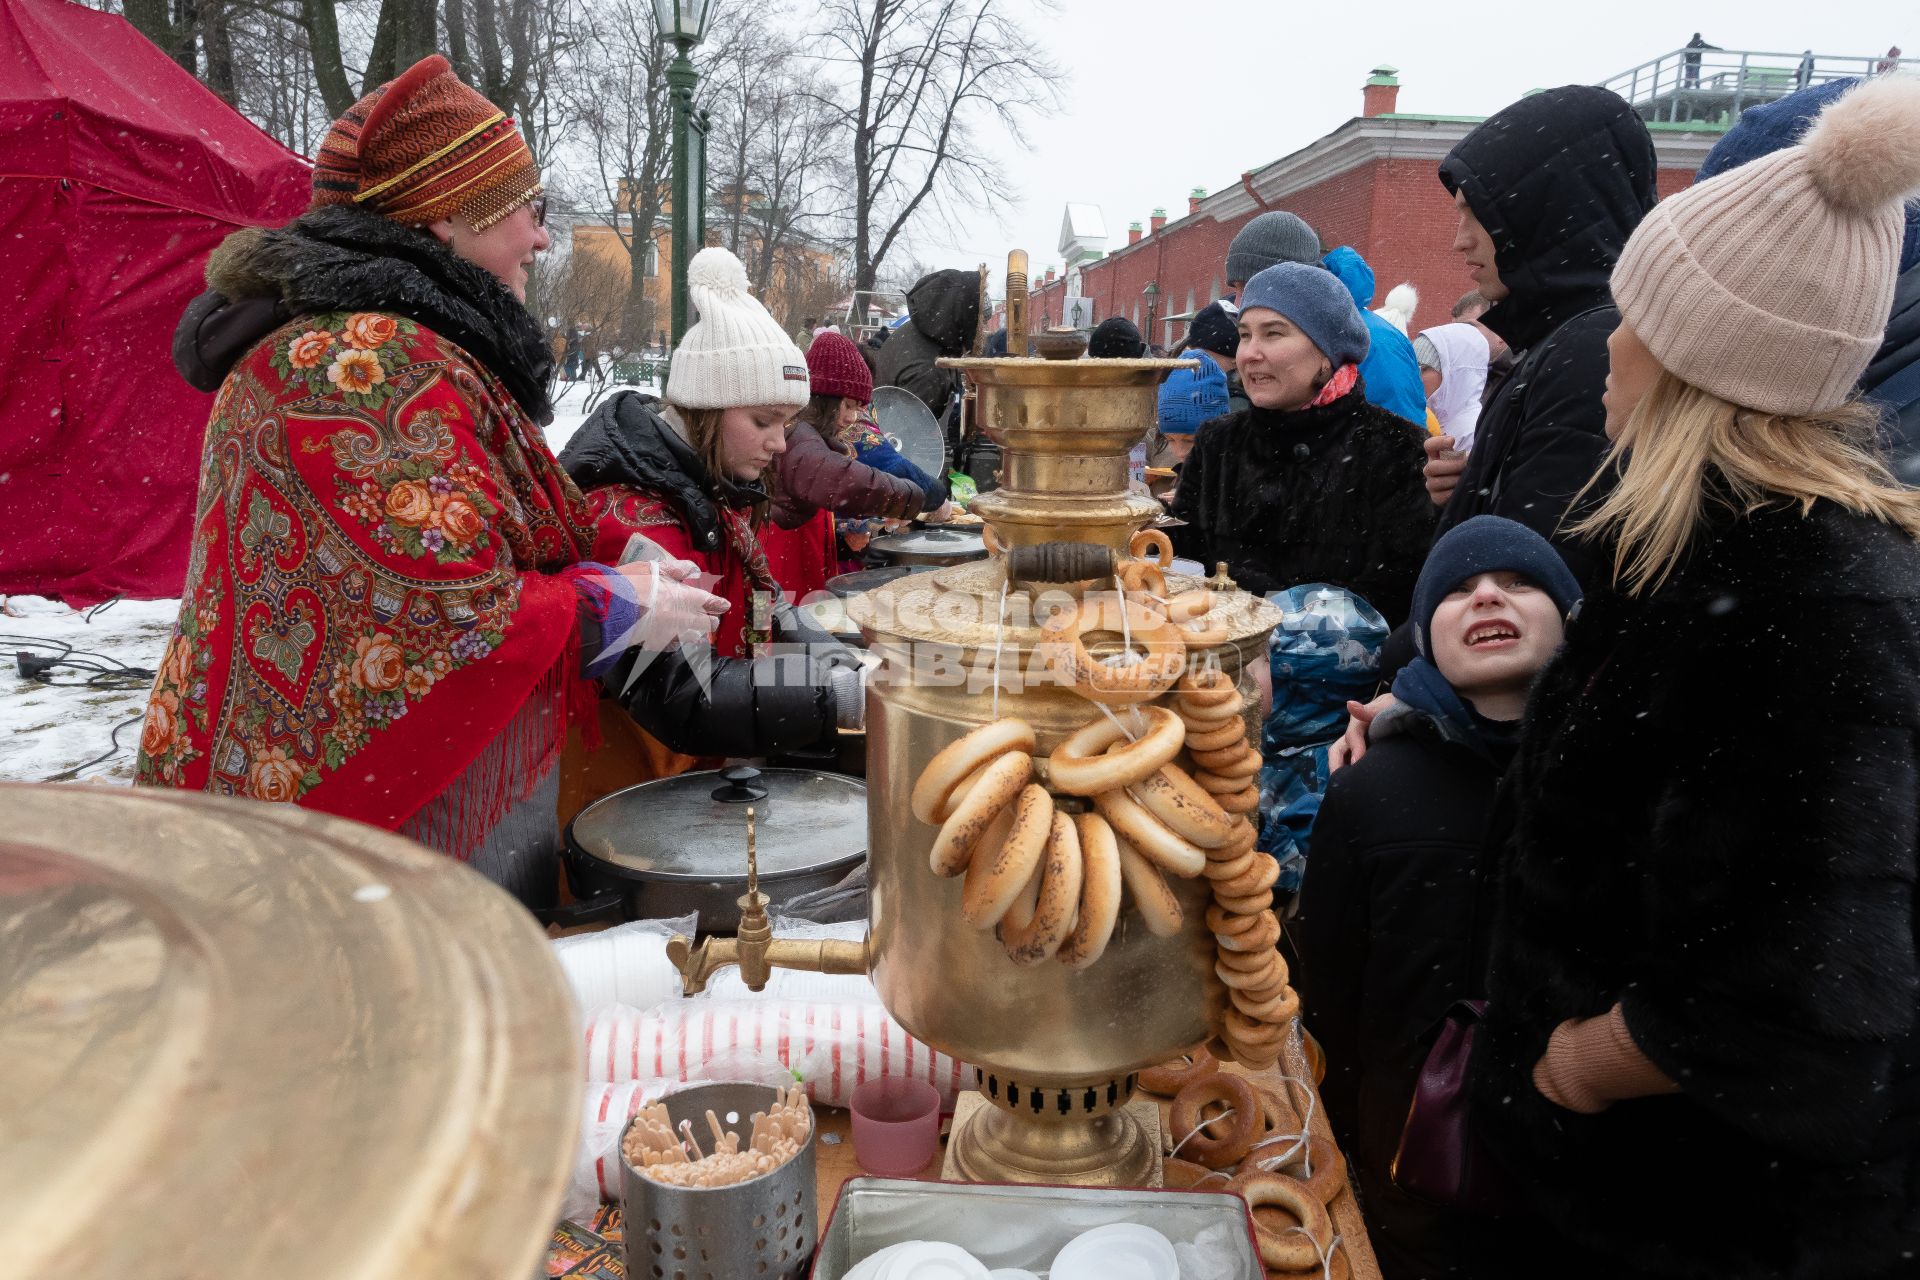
top-left (1435, 87), bottom-right (1657, 588)
top-left (1167, 383), bottom-right (1434, 624)
top-left (559, 393), bottom-right (857, 759)
top-left (1472, 496), bottom-right (1920, 1278)
top-left (872, 269), bottom-right (980, 420)
top-left (1295, 699), bottom-right (1516, 1280)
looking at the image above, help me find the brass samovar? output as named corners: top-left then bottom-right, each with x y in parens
top-left (673, 259), bottom-right (1282, 1186)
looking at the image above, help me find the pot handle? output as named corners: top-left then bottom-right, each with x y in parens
top-left (1006, 540), bottom-right (1117, 584)
top-left (533, 890), bottom-right (627, 928)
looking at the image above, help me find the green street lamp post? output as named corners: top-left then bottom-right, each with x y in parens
top-left (652, 0), bottom-right (716, 349)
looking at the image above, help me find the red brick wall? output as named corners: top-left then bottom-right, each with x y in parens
top-left (1029, 156), bottom-right (1701, 343)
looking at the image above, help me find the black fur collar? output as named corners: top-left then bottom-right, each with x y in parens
top-left (196, 205), bottom-right (555, 424)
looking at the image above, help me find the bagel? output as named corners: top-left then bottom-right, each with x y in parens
top-left (1166, 591), bottom-right (1231, 648)
top-left (1205, 904), bottom-right (1260, 936)
top-left (1272, 1135), bottom-right (1347, 1206)
top-left (1202, 847), bottom-right (1259, 882)
top-left (1217, 819), bottom-right (1260, 854)
top-left (1185, 718), bottom-right (1248, 753)
top-left (1115, 558), bottom-right (1167, 603)
top-left (911, 718), bottom-right (1037, 824)
top-left (1215, 783), bottom-right (1261, 814)
top-left (1138, 1045), bottom-right (1218, 1097)
top-left (1116, 832), bottom-right (1184, 936)
top-left (1217, 944), bottom-right (1280, 975)
top-left (960, 784), bottom-right (1055, 928)
top-left (998, 811), bottom-right (1085, 965)
top-left (1176, 666), bottom-right (1238, 708)
top-left (1254, 1083), bottom-right (1302, 1138)
top-left (1217, 888), bottom-right (1276, 916)
top-left (1194, 769), bottom-right (1252, 795)
top-left (1215, 957), bottom-right (1285, 990)
top-left (1000, 850), bottom-right (1046, 933)
top-left (1192, 741), bottom-right (1261, 773)
top-left (1176, 704), bottom-right (1239, 735)
top-left (1224, 1005), bottom-right (1290, 1047)
top-left (927, 750), bottom-right (1032, 876)
top-left (1128, 527), bottom-right (1174, 568)
top-left (1170, 1072), bottom-right (1259, 1169)
top-left (1094, 788), bottom-right (1208, 878)
top-left (1231, 1171), bottom-right (1334, 1271)
top-left (931, 760), bottom-right (990, 823)
top-left (1216, 910), bottom-right (1281, 951)
top-left (1047, 706), bottom-right (1184, 796)
top-left (1227, 1038), bottom-right (1283, 1072)
top-left (1231, 983), bottom-right (1302, 1023)
top-left (1130, 764), bottom-right (1236, 849)
top-left (1040, 594), bottom-right (1187, 705)
top-left (1216, 855), bottom-right (1280, 898)
top-left (1162, 1157), bottom-right (1225, 1190)
top-left (1057, 811), bottom-right (1124, 969)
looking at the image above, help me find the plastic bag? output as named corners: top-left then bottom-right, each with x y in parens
top-left (775, 860), bottom-right (869, 925)
top-left (550, 913), bottom-right (697, 1018)
top-left (1258, 585), bottom-right (1388, 891)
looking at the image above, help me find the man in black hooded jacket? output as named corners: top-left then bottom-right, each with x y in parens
top-left (1424, 86), bottom-right (1657, 589)
top-left (873, 268), bottom-right (981, 422)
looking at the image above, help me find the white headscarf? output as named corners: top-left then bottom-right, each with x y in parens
top-left (1419, 323), bottom-right (1491, 450)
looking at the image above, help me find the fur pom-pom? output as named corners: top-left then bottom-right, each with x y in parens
top-left (1374, 282), bottom-right (1419, 334)
top-left (1804, 74), bottom-right (1920, 213)
top-left (687, 246), bottom-right (750, 295)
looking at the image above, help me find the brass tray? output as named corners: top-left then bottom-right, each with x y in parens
top-left (0, 784), bottom-right (581, 1279)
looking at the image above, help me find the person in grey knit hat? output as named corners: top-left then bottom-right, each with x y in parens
top-left (1225, 211), bottom-right (1322, 287)
top-left (1168, 260), bottom-right (1432, 620)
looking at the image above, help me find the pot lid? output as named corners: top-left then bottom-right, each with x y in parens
top-left (0, 784), bottom-right (578, 1280)
top-left (871, 385), bottom-right (948, 483)
top-left (867, 526), bottom-right (986, 557)
top-left (570, 766), bottom-right (867, 877)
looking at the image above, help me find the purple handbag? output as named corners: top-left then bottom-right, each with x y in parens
top-left (1390, 999), bottom-right (1512, 1214)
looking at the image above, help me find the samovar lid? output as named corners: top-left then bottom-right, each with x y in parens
top-left (0, 784), bottom-right (577, 1280)
top-left (570, 767), bottom-right (867, 878)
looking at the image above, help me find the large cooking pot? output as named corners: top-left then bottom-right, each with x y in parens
top-left (549, 765), bottom-right (866, 931)
top-left (865, 525), bottom-right (987, 567)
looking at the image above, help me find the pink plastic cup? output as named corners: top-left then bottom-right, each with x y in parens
top-left (849, 1078), bottom-right (941, 1177)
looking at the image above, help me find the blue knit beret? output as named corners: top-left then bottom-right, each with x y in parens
top-left (1700, 77), bottom-right (1920, 274)
top-left (1411, 516), bottom-right (1582, 658)
top-left (1236, 262), bottom-right (1370, 368)
top-left (1157, 355), bottom-right (1230, 435)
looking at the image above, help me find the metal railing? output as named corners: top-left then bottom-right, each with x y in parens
top-left (1598, 48), bottom-right (1916, 125)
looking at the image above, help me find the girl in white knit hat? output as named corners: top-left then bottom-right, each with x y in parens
top-left (553, 247), bottom-right (867, 813)
top-left (1463, 75), bottom-right (1920, 1278)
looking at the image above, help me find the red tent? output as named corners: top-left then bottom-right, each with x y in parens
top-left (0, 0), bottom-right (310, 605)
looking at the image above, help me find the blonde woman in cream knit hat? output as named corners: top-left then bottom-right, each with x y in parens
top-left (554, 247), bottom-right (867, 815)
top-left (1465, 76), bottom-right (1920, 1279)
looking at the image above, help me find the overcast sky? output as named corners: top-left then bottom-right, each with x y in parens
top-left (907, 0), bottom-right (1910, 285)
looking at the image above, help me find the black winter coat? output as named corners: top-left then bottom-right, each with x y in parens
top-left (1435, 86), bottom-right (1657, 589)
top-left (1474, 497), bottom-right (1920, 1278)
top-left (1167, 385), bottom-right (1434, 625)
top-left (558, 394), bottom-right (855, 760)
top-left (1296, 708), bottom-right (1513, 1280)
top-left (872, 269), bottom-right (979, 420)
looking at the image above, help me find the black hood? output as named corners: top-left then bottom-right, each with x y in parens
top-left (1439, 86), bottom-right (1656, 351)
top-left (558, 391), bottom-right (766, 554)
top-left (906, 269), bottom-right (982, 354)
top-left (176, 204), bottom-right (556, 424)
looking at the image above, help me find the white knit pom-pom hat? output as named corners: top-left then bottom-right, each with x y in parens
top-left (665, 247), bottom-right (810, 409)
top-left (1611, 74), bottom-right (1920, 416)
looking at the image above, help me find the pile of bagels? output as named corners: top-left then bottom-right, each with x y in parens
top-left (1140, 1048), bottom-right (1348, 1278)
top-left (907, 532), bottom-right (1297, 1070)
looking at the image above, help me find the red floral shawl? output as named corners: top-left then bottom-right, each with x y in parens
top-left (135, 310), bottom-right (598, 848)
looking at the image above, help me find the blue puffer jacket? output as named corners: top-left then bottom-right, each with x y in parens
top-left (1322, 247), bottom-right (1429, 427)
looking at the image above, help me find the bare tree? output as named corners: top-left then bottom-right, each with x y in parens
top-left (565, 0), bottom-right (673, 348)
top-left (809, 0), bottom-right (1062, 316)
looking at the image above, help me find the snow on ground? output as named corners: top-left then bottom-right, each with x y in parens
top-left (0, 377), bottom-right (657, 788)
top-left (0, 594), bottom-right (178, 785)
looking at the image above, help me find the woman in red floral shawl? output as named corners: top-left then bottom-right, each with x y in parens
top-left (140, 55), bottom-right (721, 906)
